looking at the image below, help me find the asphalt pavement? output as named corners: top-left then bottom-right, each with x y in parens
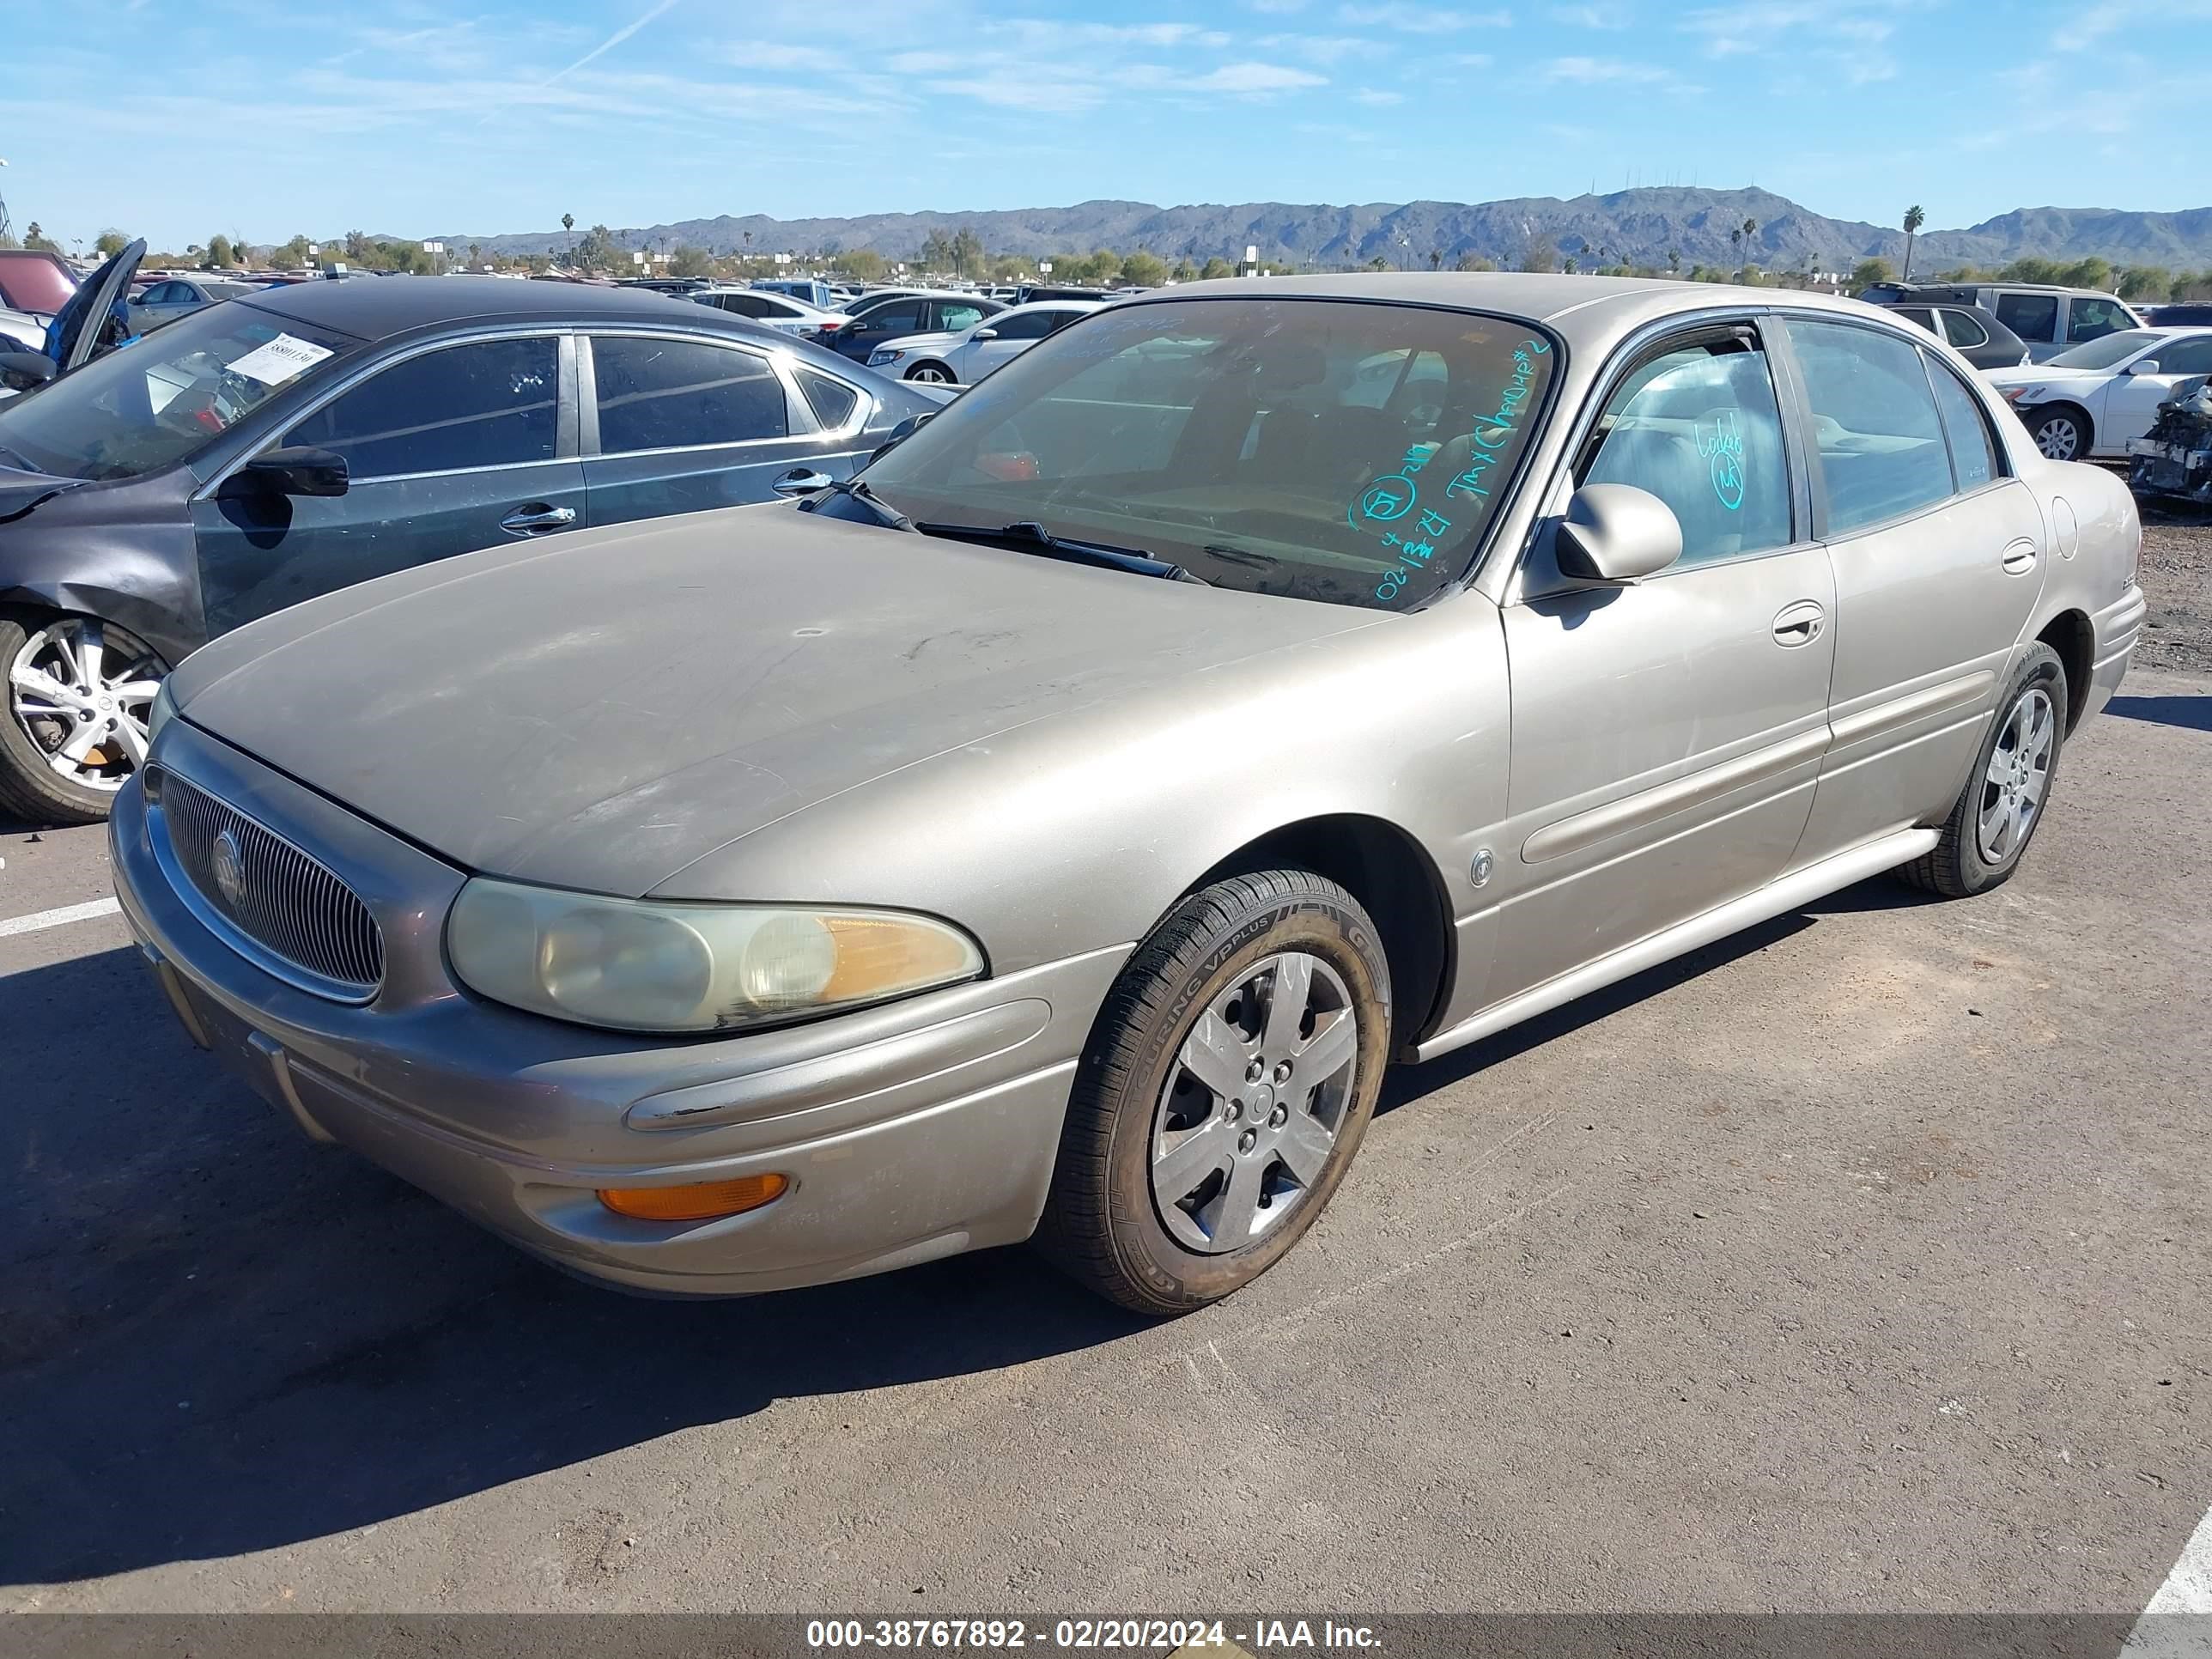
top-left (1, 669), bottom-right (2206, 1616)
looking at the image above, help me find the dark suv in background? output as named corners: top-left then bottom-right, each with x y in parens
top-left (1862, 300), bottom-right (2030, 368)
top-left (1856, 279), bottom-right (2143, 362)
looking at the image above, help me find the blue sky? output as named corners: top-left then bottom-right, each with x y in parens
top-left (7, 0), bottom-right (2204, 253)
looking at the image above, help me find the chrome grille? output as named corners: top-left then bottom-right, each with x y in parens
top-left (150, 767), bottom-right (385, 999)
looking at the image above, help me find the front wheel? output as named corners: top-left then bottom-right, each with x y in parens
top-left (905, 362), bottom-right (957, 384)
top-left (1036, 870), bottom-right (1392, 1315)
top-left (2027, 406), bottom-right (2089, 462)
top-left (1902, 643), bottom-right (2065, 898)
top-left (0, 611), bottom-right (167, 826)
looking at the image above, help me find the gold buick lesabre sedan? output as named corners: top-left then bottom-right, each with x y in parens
top-left (112, 275), bottom-right (2144, 1312)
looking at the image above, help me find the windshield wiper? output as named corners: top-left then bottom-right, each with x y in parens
top-left (802, 477), bottom-right (916, 532)
top-left (913, 520), bottom-right (1207, 584)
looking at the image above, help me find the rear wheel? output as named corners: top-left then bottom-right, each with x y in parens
top-left (1036, 870), bottom-right (1391, 1315)
top-left (0, 611), bottom-right (167, 826)
top-left (1902, 643), bottom-right (2065, 899)
top-left (2027, 405), bottom-right (2089, 462)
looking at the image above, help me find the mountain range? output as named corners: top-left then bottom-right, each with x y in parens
top-left (438, 187), bottom-right (2212, 272)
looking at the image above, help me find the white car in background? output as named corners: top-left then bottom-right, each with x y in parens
top-left (688, 286), bottom-right (851, 341)
top-left (1984, 326), bottom-right (2212, 461)
top-left (867, 298), bottom-right (1106, 384)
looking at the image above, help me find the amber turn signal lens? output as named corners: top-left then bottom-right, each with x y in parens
top-left (597, 1173), bottom-right (789, 1222)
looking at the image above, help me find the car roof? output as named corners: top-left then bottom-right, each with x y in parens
top-left (238, 273), bottom-right (735, 340)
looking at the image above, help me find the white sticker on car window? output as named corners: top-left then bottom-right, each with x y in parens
top-left (226, 333), bottom-right (334, 386)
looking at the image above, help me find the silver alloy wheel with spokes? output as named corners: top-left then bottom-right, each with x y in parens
top-left (1976, 686), bottom-right (2056, 864)
top-left (907, 364), bottom-right (956, 384)
top-left (2032, 413), bottom-right (2081, 461)
top-left (1150, 951), bottom-right (1358, 1254)
top-left (7, 618), bottom-right (164, 792)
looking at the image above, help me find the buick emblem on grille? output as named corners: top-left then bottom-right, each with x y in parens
top-left (210, 829), bottom-right (246, 909)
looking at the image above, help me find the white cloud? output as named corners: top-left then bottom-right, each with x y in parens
top-left (1258, 31), bottom-right (1389, 59)
top-left (1189, 61), bottom-right (1330, 91)
top-left (1550, 3), bottom-right (1631, 26)
top-left (1353, 86), bottom-right (1406, 103)
top-left (1338, 3), bottom-right (1511, 33)
top-left (1680, 0), bottom-right (1899, 83)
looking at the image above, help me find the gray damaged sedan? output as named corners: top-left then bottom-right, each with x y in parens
top-left (112, 276), bottom-right (2147, 1313)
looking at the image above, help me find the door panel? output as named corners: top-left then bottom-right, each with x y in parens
top-left (191, 332), bottom-right (574, 637)
top-left (581, 333), bottom-right (861, 523)
top-left (192, 465), bottom-right (586, 636)
top-left (1486, 320), bottom-right (1832, 1005)
top-left (1493, 550), bottom-right (1836, 1000)
top-left (1784, 324), bottom-right (2047, 860)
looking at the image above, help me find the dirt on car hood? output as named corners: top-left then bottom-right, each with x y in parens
top-left (167, 503), bottom-right (1378, 895)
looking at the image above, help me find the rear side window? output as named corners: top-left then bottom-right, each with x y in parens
top-left (1994, 293), bottom-right (2059, 343)
top-left (1574, 331), bottom-right (1793, 568)
top-left (2154, 336), bottom-right (2212, 376)
top-left (1893, 307), bottom-right (1936, 334)
top-left (794, 367), bottom-right (861, 430)
top-left (592, 337), bottom-right (787, 453)
top-left (285, 337), bottom-right (558, 479)
top-left (1940, 310), bottom-right (1990, 349)
top-left (1924, 356), bottom-right (2001, 491)
top-left (2066, 297), bottom-right (2130, 343)
top-left (990, 310), bottom-right (1063, 342)
top-left (1783, 319), bottom-right (1955, 534)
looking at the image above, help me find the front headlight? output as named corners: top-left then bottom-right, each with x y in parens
top-left (446, 878), bottom-right (986, 1033)
top-left (2001, 386), bottom-right (2037, 404)
top-left (147, 679), bottom-right (177, 748)
top-left (869, 349), bottom-right (903, 365)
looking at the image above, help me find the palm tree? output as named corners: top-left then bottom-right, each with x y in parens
top-left (1667, 246), bottom-right (1681, 275)
top-left (1901, 204), bottom-right (1925, 280)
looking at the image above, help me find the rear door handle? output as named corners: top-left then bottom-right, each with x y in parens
top-left (2001, 538), bottom-right (2039, 575)
top-left (1771, 599), bottom-right (1826, 647)
top-left (501, 503), bottom-right (577, 535)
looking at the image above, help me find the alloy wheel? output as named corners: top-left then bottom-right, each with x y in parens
top-left (1149, 951), bottom-right (1358, 1254)
top-left (2033, 416), bottom-right (2080, 462)
top-left (908, 365), bottom-right (955, 384)
top-left (1976, 687), bottom-right (2056, 864)
top-left (7, 618), bottom-right (164, 793)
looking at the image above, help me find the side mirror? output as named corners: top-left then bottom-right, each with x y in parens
top-left (971, 328), bottom-right (1000, 342)
top-left (2127, 359), bottom-right (2160, 376)
top-left (1554, 483), bottom-right (1682, 585)
top-left (244, 446), bottom-right (349, 497)
top-left (869, 410), bottom-right (934, 463)
top-left (0, 350), bottom-right (58, 392)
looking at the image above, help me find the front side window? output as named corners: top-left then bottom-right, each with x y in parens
top-left (2066, 297), bottom-right (2130, 343)
top-left (1573, 330), bottom-right (1792, 568)
top-left (2157, 336), bottom-right (2212, 376)
top-left (592, 336), bottom-right (787, 453)
top-left (860, 301), bottom-right (924, 334)
top-left (1940, 310), bottom-right (1990, 349)
top-left (1995, 293), bottom-right (2060, 343)
top-left (987, 310), bottom-right (1060, 342)
top-left (938, 303), bottom-right (987, 331)
top-left (2047, 329), bottom-right (2158, 370)
top-left (0, 301), bottom-right (358, 482)
top-left (1924, 356), bottom-right (2000, 491)
top-left (1783, 319), bottom-right (1955, 535)
top-left (855, 296), bottom-right (1558, 610)
top-left (285, 336), bottom-right (557, 479)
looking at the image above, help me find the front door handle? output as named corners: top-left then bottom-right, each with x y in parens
top-left (501, 503), bottom-right (577, 535)
top-left (2000, 538), bottom-right (2039, 575)
top-left (772, 469), bottom-right (835, 496)
top-left (1771, 599), bottom-right (1826, 647)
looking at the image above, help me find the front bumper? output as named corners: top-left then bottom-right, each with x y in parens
top-left (111, 721), bottom-right (1127, 1297)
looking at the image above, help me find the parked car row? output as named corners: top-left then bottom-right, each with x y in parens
top-left (106, 272), bottom-right (2143, 1312)
top-left (1859, 279), bottom-right (2146, 362)
top-left (0, 270), bottom-right (945, 822)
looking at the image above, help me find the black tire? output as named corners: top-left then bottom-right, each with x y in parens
top-left (1036, 869), bottom-right (1392, 1316)
top-left (1901, 642), bottom-right (2067, 899)
top-left (2025, 404), bottom-right (2091, 464)
top-left (904, 362), bottom-right (957, 385)
top-left (0, 610), bottom-right (164, 828)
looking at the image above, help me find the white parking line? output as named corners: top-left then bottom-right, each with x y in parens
top-left (0, 896), bottom-right (122, 938)
top-left (2124, 1503), bottom-right (2212, 1656)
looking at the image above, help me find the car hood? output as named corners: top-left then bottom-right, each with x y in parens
top-left (1984, 364), bottom-right (2104, 388)
top-left (167, 504), bottom-right (1382, 896)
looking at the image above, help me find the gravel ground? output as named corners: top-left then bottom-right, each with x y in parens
top-left (2135, 493), bottom-right (2212, 674)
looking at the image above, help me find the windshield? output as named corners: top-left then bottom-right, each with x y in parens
top-left (2047, 330), bottom-right (2158, 371)
top-left (0, 302), bottom-right (358, 482)
top-left (856, 296), bottom-right (1559, 610)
